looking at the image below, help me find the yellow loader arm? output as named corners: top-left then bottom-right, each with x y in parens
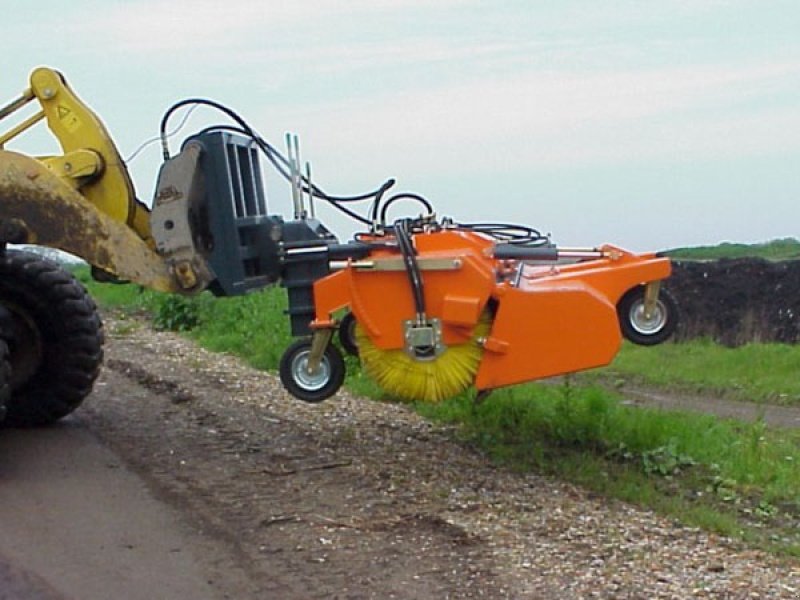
top-left (0, 67), bottom-right (197, 292)
top-left (0, 149), bottom-right (177, 291)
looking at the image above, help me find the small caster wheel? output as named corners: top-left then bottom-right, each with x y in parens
top-left (338, 312), bottom-right (359, 356)
top-left (617, 285), bottom-right (679, 346)
top-left (279, 339), bottom-right (346, 402)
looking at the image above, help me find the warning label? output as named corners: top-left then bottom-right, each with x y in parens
top-left (56, 104), bottom-right (81, 133)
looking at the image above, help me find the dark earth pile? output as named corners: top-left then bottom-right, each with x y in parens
top-left (667, 258), bottom-right (800, 346)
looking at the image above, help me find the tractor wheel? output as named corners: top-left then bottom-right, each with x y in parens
top-left (338, 312), bottom-right (359, 356)
top-left (617, 285), bottom-right (679, 346)
top-left (279, 339), bottom-right (345, 403)
top-left (0, 336), bottom-right (10, 422)
top-left (0, 250), bottom-right (104, 426)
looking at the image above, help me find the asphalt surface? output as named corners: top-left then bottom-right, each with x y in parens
top-left (0, 418), bottom-right (230, 600)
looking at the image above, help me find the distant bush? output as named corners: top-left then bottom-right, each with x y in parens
top-left (666, 238), bottom-right (800, 261)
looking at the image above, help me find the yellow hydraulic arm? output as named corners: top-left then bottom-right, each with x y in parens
top-left (0, 67), bottom-right (151, 239)
top-left (0, 67), bottom-right (181, 291)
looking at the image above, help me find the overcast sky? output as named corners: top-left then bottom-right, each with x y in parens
top-left (2, 0), bottom-right (799, 250)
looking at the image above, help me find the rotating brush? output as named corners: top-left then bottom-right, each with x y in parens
top-left (355, 312), bottom-right (492, 403)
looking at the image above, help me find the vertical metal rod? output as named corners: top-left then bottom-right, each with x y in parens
top-left (306, 328), bottom-right (333, 375)
top-left (643, 280), bottom-right (661, 320)
top-left (513, 261), bottom-right (525, 287)
top-left (287, 133), bottom-right (301, 219)
top-left (293, 134), bottom-right (306, 218)
top-left (306, 162), bottom-right (315, 218)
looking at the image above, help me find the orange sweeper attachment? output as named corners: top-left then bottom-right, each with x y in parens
top-left (279, 215), bottom-right (676, 403)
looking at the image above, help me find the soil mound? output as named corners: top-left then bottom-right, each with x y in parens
top-left (668, 258), bottom-right (800, 346)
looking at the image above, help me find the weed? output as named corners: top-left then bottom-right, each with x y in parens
top-left (152, 295), bottom-right (206, 331)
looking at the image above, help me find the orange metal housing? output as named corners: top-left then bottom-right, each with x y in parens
top-left (311, 230), bottom-right (671, 393)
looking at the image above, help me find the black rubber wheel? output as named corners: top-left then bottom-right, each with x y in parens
top-left (279, 338), bottom-right (345, 403)
top-left (0, 250), bottom-right (104, 426)
top-left (338, 312), bottom-right (359, 356)
top-left (0, 336), bottom-right (10, 422)
top-left (617, 285), bottom-right (679, 346)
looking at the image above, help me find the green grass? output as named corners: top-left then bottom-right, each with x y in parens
top-left (583, 340), bottom-right (800, 406)
top-left (666, 237), bottom-right (800, 261)
top-left (80, 270), bottom-right (800, 557)
top-left (417, 384), bottom-right (800, 554)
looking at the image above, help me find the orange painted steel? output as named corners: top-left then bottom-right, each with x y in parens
top-left (311, 229), bottom-right (671, 393)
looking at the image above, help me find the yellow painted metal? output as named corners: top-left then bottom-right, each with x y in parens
top-left (0, 110), bottom-right (45, 148)
top-left (40, 150), bottom-right (102, 185)
top-left (0, 149), bottom-right (179, 292)
top-left (26, 67), bottom-right (152, 242)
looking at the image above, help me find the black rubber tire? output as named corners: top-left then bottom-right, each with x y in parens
top-left (338, 312), bottom-right (359, 356)
top-left (617, 285), bottom-right (679, 346)
top-left (0, 336), bottom-right (10, 422)
top-left (279, 339), bottom-right (345, 403)
top-left (0, 250), bottom-right (104, 426)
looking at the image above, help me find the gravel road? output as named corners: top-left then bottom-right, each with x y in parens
top-left (1, 315), bottom-right (798, 598)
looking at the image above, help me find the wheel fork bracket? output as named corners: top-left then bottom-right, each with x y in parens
top-left (643, 280), bottom-right (661, 320)
top-left (306, 328), bottom-right (334, 375)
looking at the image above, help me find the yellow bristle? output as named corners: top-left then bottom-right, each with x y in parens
top-left (355, 313), bottom-right (491, 403)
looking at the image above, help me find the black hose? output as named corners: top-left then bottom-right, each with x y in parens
top-left (160, 99), bottom-right (552, 245)
top-left (379, 193), bottom-right (434, 227)
top-left (455, 222), bottom-right (550, 247)
top-left (161, 103), bottom-right (395, 226)
top-left (394, 219), bottom-right (426, 318)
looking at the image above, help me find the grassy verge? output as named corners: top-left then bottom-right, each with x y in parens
top-left (78, 269), bottom-right (800, 557)
top-left (581, 340), bottom-right (800, 406)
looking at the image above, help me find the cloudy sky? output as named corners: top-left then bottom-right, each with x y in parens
top-left (2, 1), bottom-right (798, 250)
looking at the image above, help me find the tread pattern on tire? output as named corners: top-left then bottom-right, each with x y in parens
top-left (0, 250), bottom-right (104, 426)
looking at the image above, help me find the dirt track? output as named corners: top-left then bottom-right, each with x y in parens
top-left (1, 317), bottom-right (798, 599)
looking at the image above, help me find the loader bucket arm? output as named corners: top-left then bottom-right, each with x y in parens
top-left (0, 149), bottom-right (180, 293)
top-left (0, 67), bottom-right (151, 241)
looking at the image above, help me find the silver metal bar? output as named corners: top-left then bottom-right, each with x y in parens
top-left (0, 89), bottom-right (34, 121)
top-left (287, 133), bottom-right (302, 219)
top-left (556, 250), bottom-right (606, 259)
top-left (513, 261), bottom-right (525, 287)
top-left (306, 161), bottom-right (315, 218)
top-left (293, 134), bottom-right (305, 218)
top-left (328, 257), bottom-right (463, 271)
top-left (285, 245), bottom-right (329, 255)
top-left (556, 246), bottom-right (601, 253)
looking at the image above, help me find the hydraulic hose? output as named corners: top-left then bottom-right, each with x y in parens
top-left (394, 219), bottom-right (426, 320)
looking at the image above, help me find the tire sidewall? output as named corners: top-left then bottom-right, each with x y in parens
top-left (617, 286), bottom-right (679, 346)
top-left (0, 250), bottom-right (104, 426)
top-left (279, 339), bottom-right (345, 403)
